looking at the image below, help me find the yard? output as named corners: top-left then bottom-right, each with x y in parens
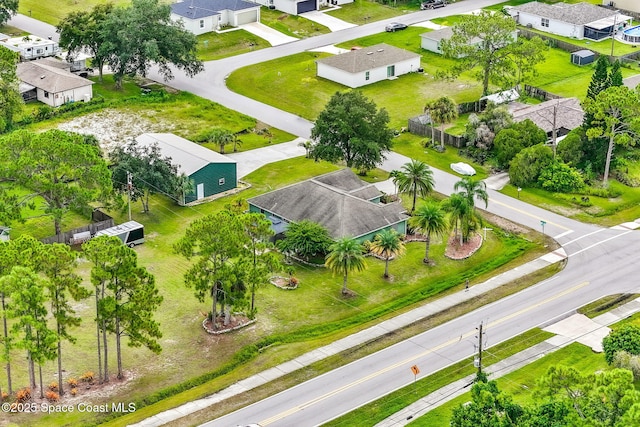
top-left (3, 146), bottom-right (549, 427)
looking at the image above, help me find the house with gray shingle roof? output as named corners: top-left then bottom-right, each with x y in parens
top-left (170, 0), bottom-right (260, 35)
top-left (420, 27), bottom-right (518, 56)
top-left (510, 97), bottom-right (584, 137)
top-left (316, 43), bottom-right (421, 88)
top-left (135, 133), bottom-right (237, 204)
top-left (509, 2), bottom-right (631, 40)
top-left (247, 169), bottom-right (409, 243)
top-left (16, 60), bottom-right (93, 107)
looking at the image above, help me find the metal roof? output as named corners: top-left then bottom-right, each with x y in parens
top-left (135, 133), bottom-right (235, 177)
top-left (16, 60), bottom-right (93, 93)
top-left (95, 221), bottom-right (143, 238)
top-left (316, 43), bottom-right (420, 74)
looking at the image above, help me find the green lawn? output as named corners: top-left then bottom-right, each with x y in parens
top-left (416, 342), bottom-right (608, 426)
top-left (18, 0), bottom-right (133, 26)
top-left (326, 0), bottom-right (411, 25)
top-left (196, 29), bottom-right (270, 61)
top-left (4, 153), bottom-right (548, 426)
top-left (260, 7), bottom-right (330, 38)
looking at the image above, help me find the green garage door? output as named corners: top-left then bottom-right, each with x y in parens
top-left (236, 10), bottom-right (257, 25)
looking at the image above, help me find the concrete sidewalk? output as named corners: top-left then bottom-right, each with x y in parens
top-left (130, 248), bottom-right (567, 427)
top-left (374, 297), bottom-right (640, 427)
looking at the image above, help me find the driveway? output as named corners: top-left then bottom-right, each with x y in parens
top-left (240, 22), bottom-right (299, 46)
top-left (301, 10), bottom-right (357, 32)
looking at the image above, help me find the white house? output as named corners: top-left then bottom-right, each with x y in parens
top-left (170, 0), bottom-right (260, 35)
top-left (510, 2), bottom-right (631, 40)
top-left (252, 0), bottom-right (352, 16)
top-left (421, 27), bottom-right (482, 55)
top-left (316, 43), bottom-right (421, 88)
top-left (17, 60), bottom-right (94, 107)
top-left (0, 34), bottom-right (59, 60)
top-left (603, 0), bottom-right (640, 14)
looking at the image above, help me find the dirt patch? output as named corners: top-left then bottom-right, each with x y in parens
top-left (57, 109), bottom-right (176, 152)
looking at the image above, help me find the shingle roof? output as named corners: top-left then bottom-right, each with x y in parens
top-left (420, 26), bottom-right (483, 44)
top-left (171, 0), bottom-right (257, 19)
top-left (512, 2), bottom-right (616, 26)
top-left (16, 61), bottom-right (93, 93)
top-left (511, 97), bottom-right (584, 133)
top-left (248, 169), bottom-right (408, 239)
top-left (316, 43), bottom-right (420, 74)
top-left (135, 133), bottom-right (235, 177)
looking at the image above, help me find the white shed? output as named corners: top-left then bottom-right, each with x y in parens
top-left (316, 43), bottom-right (421, 88)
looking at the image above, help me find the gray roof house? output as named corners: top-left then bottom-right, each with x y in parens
top-left (170, 0), bottom-right (260, 35)
top-left (511, 97), bottom-right (584, 137)
top-left (420, 27), bottom-right (483, 55)
top-left (248, 168), bottom-right (409, 243)
top-left (135, 133), bottom-right (237, 204)
top-left (17, 60), bottom-right (93, 107)
top-left (509, 2), bottom-right (631, 40)
top-left (316, 43), bottom-right (421, 88)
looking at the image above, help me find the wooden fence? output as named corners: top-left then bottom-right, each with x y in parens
top-left (407, 117), bottom-right (467, 148)
top-left (41, 210), bottom-right (114, 245)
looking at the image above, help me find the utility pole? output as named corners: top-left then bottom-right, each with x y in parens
top-left (127, 171), bottom-right (133, 221)
top-left (475, 322), bottom-right (484, 377)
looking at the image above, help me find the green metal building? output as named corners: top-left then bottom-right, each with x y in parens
top-left (136, 133), bottom-right (237, 204)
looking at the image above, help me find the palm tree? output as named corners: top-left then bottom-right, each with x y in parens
top-left (298, 140), bottom-right (313, 158)
top-left (200, 128), bottom-right (235, 154)
top-left (411, 202), bottom-right (447, 264)
top-left (454, 177), bottom-right (489, 210)
top-left (389, 169), bottom-right (403, 199)
top-left (443, 193), bottom-right (473, 245)
top-left (369, 229), bottom-right (405, 278)
top-left (396, 159), bottom-right (435, 213)
top-left (431, 97), bottom-right (458, 150)
top-left (325, 237), bottom-right (366, 295)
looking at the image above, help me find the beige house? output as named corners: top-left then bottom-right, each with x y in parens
top-left (17, 60), bottom-right (94, 107)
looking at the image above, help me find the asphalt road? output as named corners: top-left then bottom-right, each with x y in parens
top-left (9, 3), bottom-right (640, 426)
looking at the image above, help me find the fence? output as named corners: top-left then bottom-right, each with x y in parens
top-left (407, 116), bottom-right (467, 148)
top-left (517, 28), bottom-right (599, 57)
top-left (522, 84), bottom-right (562, 101)
top-left (41, 210), bottom-right (114, 245)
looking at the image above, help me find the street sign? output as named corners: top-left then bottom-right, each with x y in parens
top-left (410, 365), bottom-right (420, 376)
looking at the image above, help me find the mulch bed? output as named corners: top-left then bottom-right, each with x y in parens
top-left (444, 233), bottom-right (483, 260)
top-left (202, 314), bottom-right (255, 335)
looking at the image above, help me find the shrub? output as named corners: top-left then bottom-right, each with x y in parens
top-left (538, 161), bottom-right (585, 193)
top-left (16, 388), bottom-right (31, 403)
top-left (1, 391), bottom-right (8, 401)
top-left (45, 391), bottom-right (59, 402)
top-left (70, 388), bottom-right (78, 396)
top-left (509, 144), bottom-right (553, 187)
top-left (603, 325), bottom-right (640, 364)
top-left (612, 350), bottom-right (640, 381)
top-left (289, 277), bottom-right (299, 286)
top-left (67, 377), bottom-right (78, 388)
top-left (48, 382), bottom-right (58, 392)
top-left (80, 371), bottom-right (95, 383)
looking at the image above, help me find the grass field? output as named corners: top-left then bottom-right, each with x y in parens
top-left (326, 0), bottom-right (410, 25)
top-left (260, 7), bottom-right (330, 38)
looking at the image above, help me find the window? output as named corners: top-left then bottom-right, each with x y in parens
top-left (365, 71), bottom-right (370, 81)
top-left (218, 178), bottom-right (225, 186)
top-left (541, 18), bottom-right (549, 28)
top-left (200, 19), bottom-right (204, 28)
top-left (44, 91), bottom-right (49, 98)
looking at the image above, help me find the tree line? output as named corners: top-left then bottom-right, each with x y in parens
top-left (0, 235), bottom-right (161, 400)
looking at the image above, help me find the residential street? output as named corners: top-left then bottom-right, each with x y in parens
top-left (8, 2), bottom-right (640, 426)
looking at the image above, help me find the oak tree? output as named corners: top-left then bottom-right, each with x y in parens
top-left (310, 91), bottom-right (393, 173)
